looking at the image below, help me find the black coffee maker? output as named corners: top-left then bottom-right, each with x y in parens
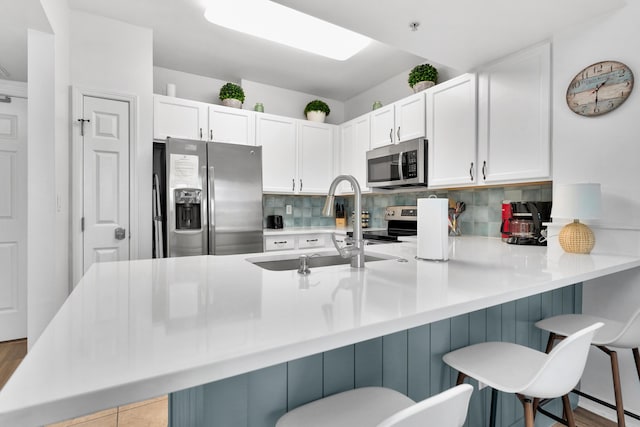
top-left (501, 201), bottom-right (552, 246)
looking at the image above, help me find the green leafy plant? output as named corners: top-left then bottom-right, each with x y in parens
top-left (304, 99), bottom-right (330, 116)
top-left (408, 64), bottom-right (438, 87)
top-left (219, 82), bottom-right (245, 103)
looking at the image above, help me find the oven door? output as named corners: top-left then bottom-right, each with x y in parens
top-left (366, 139), bottom-right (427, 188)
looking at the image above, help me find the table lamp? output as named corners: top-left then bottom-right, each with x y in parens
top-left (551, 183), bottom-right (601, 254)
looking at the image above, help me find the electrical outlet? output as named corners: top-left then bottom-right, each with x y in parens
top-left (286, 204), bottom-right (292, 215)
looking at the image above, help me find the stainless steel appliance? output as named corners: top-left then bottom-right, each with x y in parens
top-left (165, 138), bottom-right (263, 257)
top-left (366, 139), bottom-right (427, 189)
top-left (500, 201), bottom-right (552, 246)
top-left (348, 206), bottom-right (418, 243)
top-left (266, 215), bottom-right (283, 229)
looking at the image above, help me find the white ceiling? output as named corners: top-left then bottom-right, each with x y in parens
top-left (1, 0), bottom-right (627, 100)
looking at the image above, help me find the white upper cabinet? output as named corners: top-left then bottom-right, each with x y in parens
top-left (208, 105), bottom-right (255, 145)
top-left (338, 114), bottom-right (370, 194)
top-left (395, 92), bottom-right (427, 143)
top-left (257, 115), bottom-right (335, 194)
top-left (256, 114), bottom-right (298, 193)
top-left (370, 92), bottom-right (426, 149)
top-left (297, 121), bottom-right (336, 194)
top-left (154, 95), bottom-right (256, 145)
top-left (153, 95), bottom-right (208, 141)
top-left (477, 42), bottom-right (551, 183)
top-left (427, 73), bottom-right (478, 188)
top-left (370, 104), bottom-right (395, 148)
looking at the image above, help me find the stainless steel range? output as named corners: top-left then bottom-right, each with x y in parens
top-left (349, 206), bottom-right (417, 243)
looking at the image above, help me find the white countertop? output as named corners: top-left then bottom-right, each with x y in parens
top-left (1, 237), bottom-right (639, 426)
top-left (263, 226), bottom-right (385, 236)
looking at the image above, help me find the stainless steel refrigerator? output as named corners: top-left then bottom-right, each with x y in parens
top-left (165, 138), bottom-right (263, 257)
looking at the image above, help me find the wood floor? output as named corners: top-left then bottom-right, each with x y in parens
top-left (1, 339), bottom-right (620, 426)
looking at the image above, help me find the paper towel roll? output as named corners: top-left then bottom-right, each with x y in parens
top-left (417, 198), bottom-right (449, 261)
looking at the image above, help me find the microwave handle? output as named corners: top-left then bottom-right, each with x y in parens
top-left (397, 151), bottom-right (404, 179)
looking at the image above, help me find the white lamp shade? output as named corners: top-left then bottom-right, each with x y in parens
top-left (551, 183), bottom-right (602, 220)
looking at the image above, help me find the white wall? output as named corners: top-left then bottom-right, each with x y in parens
top-left (26, 0), bottom-right (71, 347)
top-left (344, 65), bottom-right (460, 121)
top-left (27, 29), bottom-right (60, 346)
top-left (241, 79), bottom-right (344, 124)
top-left (552, 2), bottom-right (640, 423)
top-left (154, 66), bottom-right (228, 104)
top-left (70, 11), bottom-right (153, 261)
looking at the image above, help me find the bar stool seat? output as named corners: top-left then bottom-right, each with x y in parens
top-left (536, 309), bottom-right (640, 426)
top-left (443, 322), bottom-right (602, 427)
top-left (276, 384), bottom-right (473, 427)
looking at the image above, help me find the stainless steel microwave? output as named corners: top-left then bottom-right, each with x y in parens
top-left (366, 138), bottom-right (428, 189)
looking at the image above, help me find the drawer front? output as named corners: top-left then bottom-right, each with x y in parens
top-left (264, 236), bottom-right (295, 251)
top-left (297, 234), bottom-right (326, 249)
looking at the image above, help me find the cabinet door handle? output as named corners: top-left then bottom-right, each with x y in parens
top-left (482, 160), bottom-right (487, 180)
top-left (389, 128), bottom-right (393, 143)
top-left (306, 239), bottom-right (318, 243)
top-left (210, 129), bottom-right (213, 140)
top-left (292, 178), bottom-right (295, 191)
top-left (469, 162), bottom-right (474, 181)
top-left (300, 179), bottom-right (303, 191)
top-left (199, 128), bottom-right (203, 139)
top-left (397, 127), bottom-right (401, 141)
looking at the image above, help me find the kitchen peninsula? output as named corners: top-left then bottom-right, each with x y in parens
top-left (1, 237), bottom-right (639, 426)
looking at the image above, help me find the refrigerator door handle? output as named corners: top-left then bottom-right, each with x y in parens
top-left (208, 165), bottom-right (215, 254)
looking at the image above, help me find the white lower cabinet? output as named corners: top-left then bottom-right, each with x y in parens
top-left (258, 115), bottom-right (335, 194)
top-left (297, 234), bottom-right (327, 249)
top-left (264, 236), bottom-right (296, 251)
top-left (264, 233), bottom-right (331, 252)
top-left (427, 73), bottom-right (478, 188)
top-left (477, 42), bottom-right (551, 183)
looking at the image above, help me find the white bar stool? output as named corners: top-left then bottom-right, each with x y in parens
top-left (535, 309), bottom-right (640, 426)
top-left (275, 384), bottom-right (473, 427)
top-left (443, 322), bottom-right (602, 427)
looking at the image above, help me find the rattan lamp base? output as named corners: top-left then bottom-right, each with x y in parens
top-left (559, 220), bottom-right (595, 254)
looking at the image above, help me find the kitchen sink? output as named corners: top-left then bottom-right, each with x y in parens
top-left (246, 251), bottom-right (396, 271)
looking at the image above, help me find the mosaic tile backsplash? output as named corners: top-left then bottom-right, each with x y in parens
top-left (263, 183), bottom-right (552, 237)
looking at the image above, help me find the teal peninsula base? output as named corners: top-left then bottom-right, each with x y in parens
top-left (170, 284), bottom-right (582, 427)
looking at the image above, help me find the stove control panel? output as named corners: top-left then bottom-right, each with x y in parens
top-left (384, 206), bottom-right (418, 221)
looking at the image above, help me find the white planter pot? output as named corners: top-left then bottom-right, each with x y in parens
top-left (412, 80), bottom-right (435, 93)
top-left (306, 110), bottom-right (326, 123)
top-left (222, 98), bottom-right (242, 109)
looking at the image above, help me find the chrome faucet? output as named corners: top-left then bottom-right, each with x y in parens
top-left (322, 175), bottom-right (365, 268)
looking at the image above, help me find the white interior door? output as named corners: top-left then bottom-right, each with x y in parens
top-left (82, 96), bottom-right (130, 273)
top-left (0, 97), bottom-right (27, 341)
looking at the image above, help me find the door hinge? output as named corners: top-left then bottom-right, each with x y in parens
top-left (81, 217), bottom-right (85, 232)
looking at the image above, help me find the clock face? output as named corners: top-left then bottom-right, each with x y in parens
top-left (566, 60), bottom-right (634, 117)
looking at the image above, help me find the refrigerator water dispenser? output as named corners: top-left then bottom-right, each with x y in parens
top-left (174, 189), bottom-right (202, 230)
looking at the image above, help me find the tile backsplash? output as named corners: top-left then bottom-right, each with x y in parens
top-left (263, 183), bottom-right (552, 237)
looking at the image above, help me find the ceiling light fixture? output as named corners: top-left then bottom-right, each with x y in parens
top-left (204, 0), bottom-right (371, 61)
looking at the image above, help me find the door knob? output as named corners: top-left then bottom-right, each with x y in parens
top-left (115, 227), bottom-right (126, 240)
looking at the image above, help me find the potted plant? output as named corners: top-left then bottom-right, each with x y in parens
top-left (408, 63), bottom-right (438, 92)
top-left (304, 99), bottom-right (330, 122)
top-left (219, 82), bottom-right (245, 108)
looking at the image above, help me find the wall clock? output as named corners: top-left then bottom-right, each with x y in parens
top-left (566, 60), bottom-right (634, 116)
